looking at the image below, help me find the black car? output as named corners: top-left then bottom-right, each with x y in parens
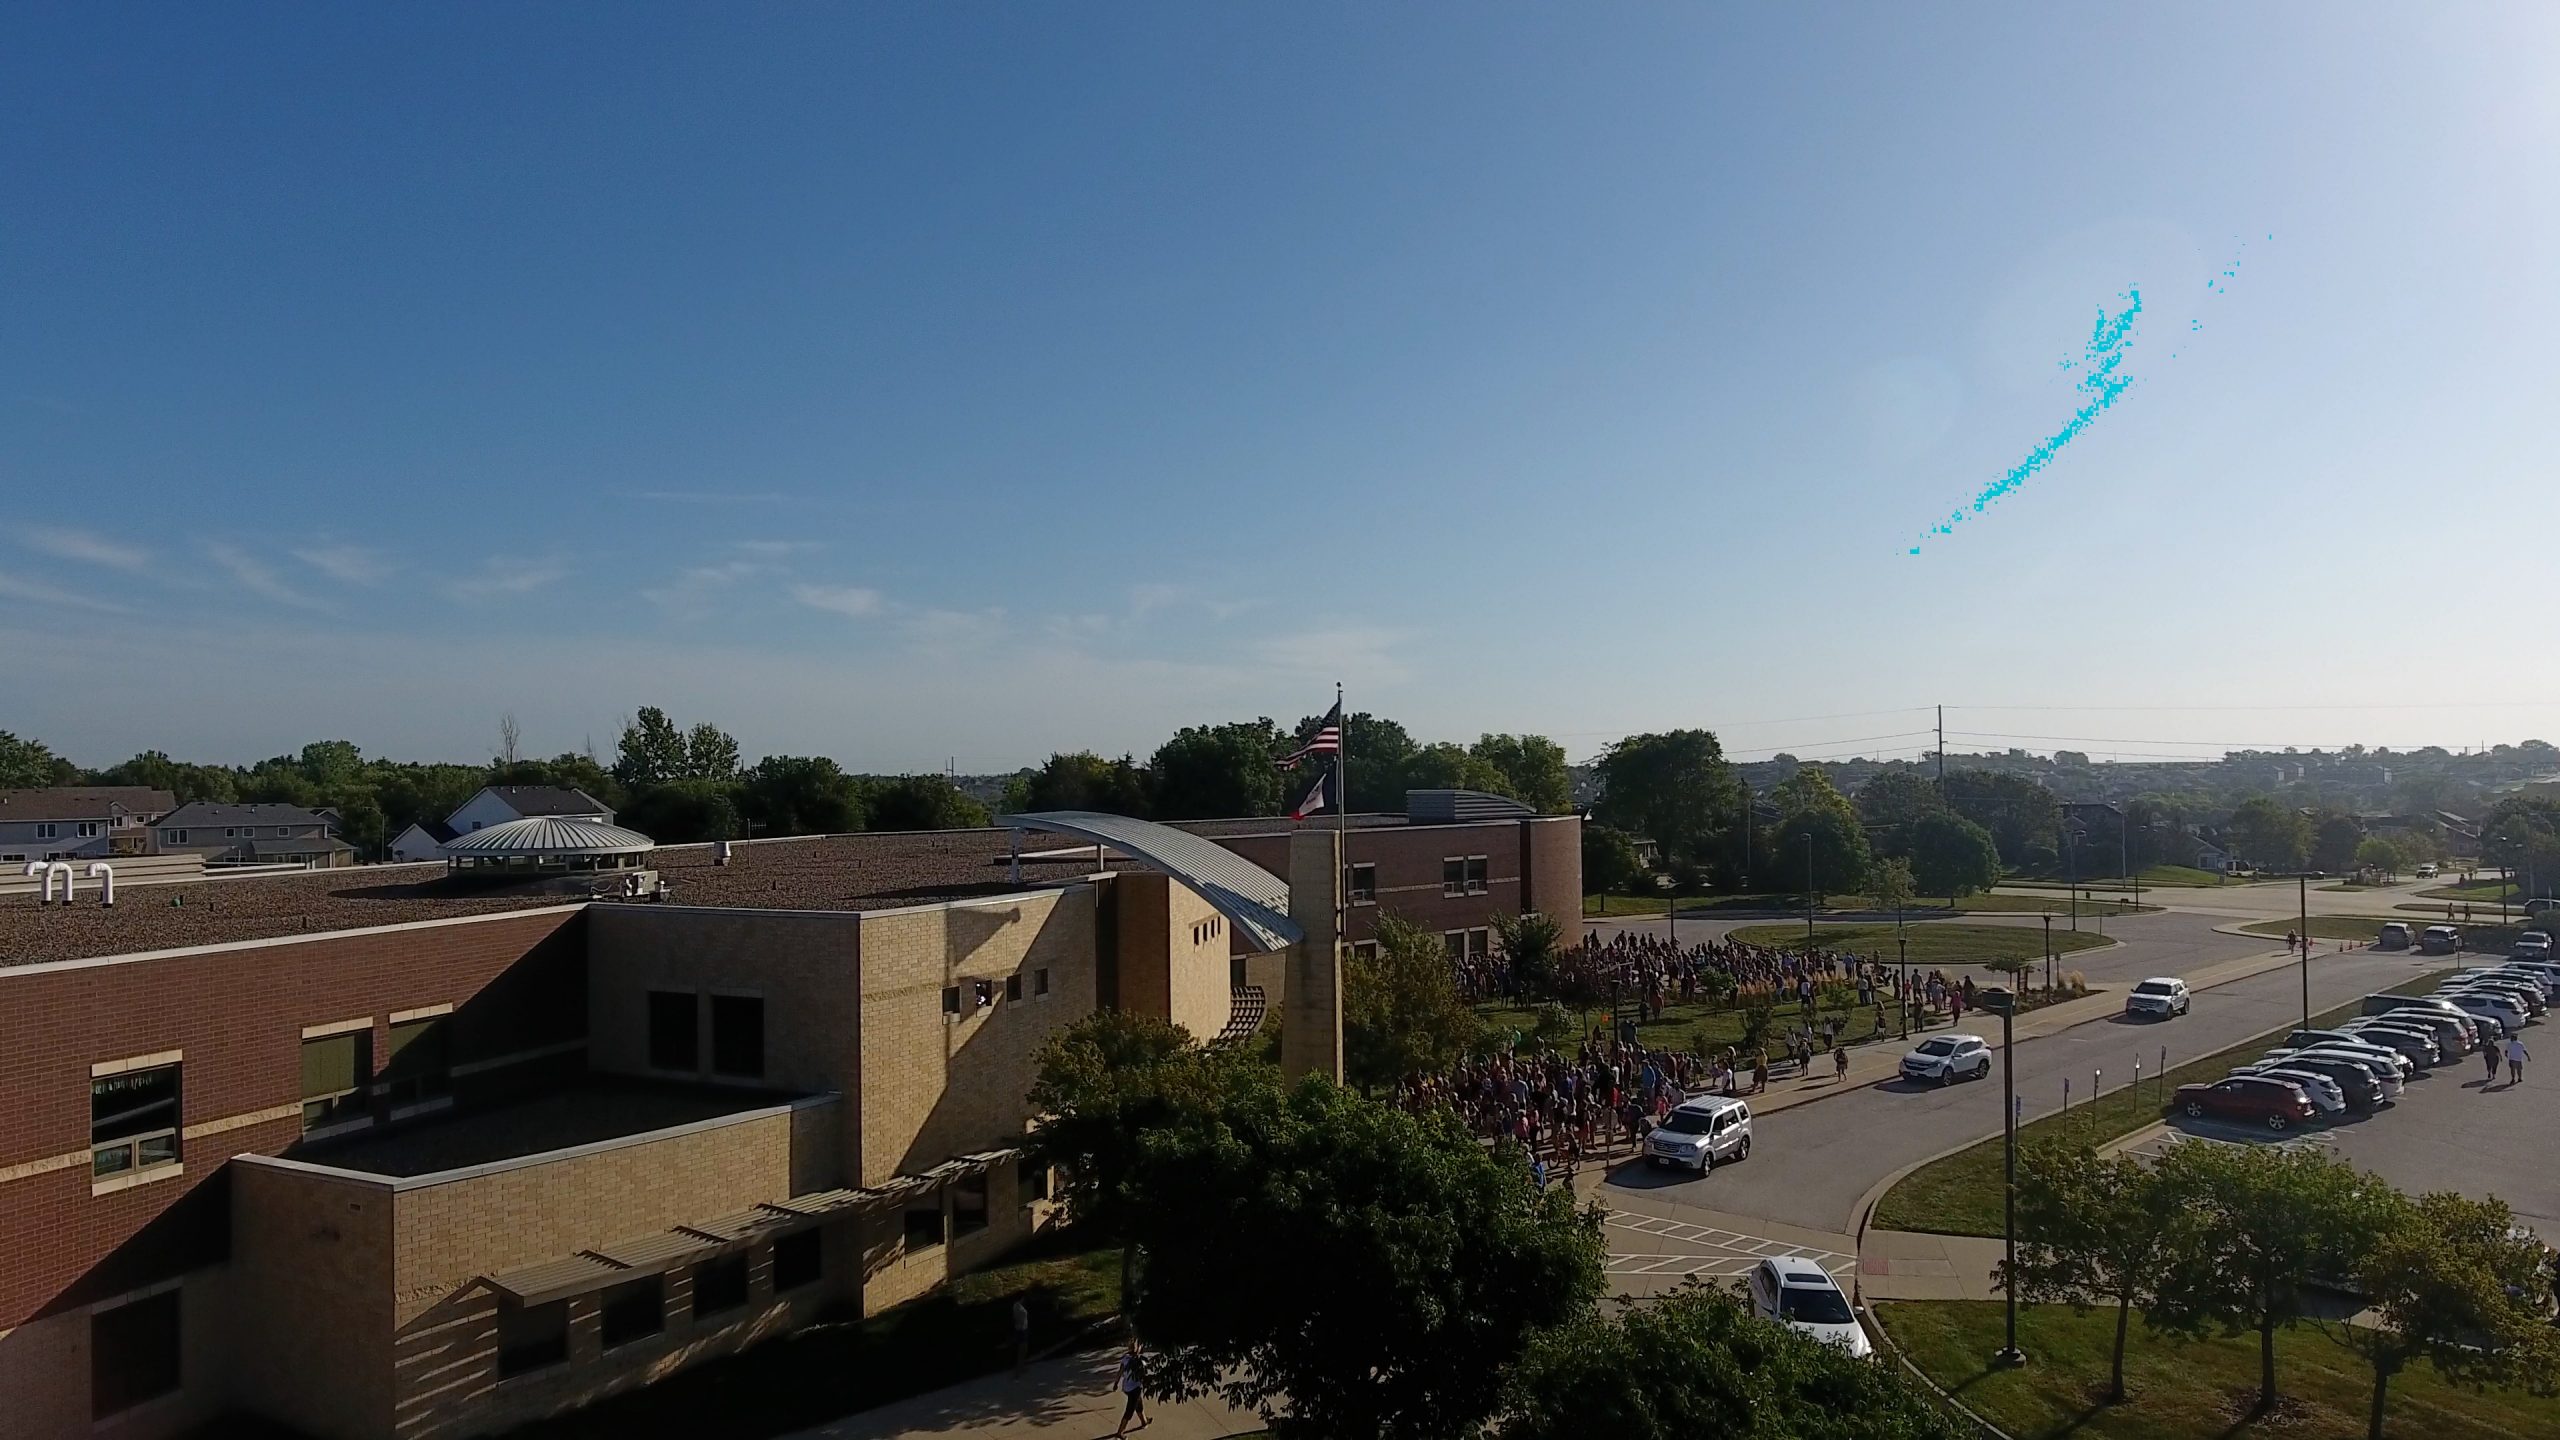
top-left (2253, 1054), bottom-right (2386, 1110)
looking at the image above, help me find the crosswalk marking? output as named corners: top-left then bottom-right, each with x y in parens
top-left (1601, 1210), bottom-right (1855, 1280)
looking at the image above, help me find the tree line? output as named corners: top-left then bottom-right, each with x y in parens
top-left (1029, 1009), bottom-right (1966, 1439)
top-left (2005, 1136), bottom-right (2557, 1436)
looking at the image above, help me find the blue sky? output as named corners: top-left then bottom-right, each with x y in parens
top-left (7, 4), bottom-right (2558, 772)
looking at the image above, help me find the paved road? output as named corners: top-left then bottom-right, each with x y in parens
top-left (1600, 945), bottom-right (2455, 1236)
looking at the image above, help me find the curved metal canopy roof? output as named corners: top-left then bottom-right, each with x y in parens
top-left (442, 816), bottom-right (656, 857)
top-left (1000, 810), bottom-right (1303, 953)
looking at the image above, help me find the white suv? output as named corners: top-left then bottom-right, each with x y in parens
top-left (1747, 1257), bottom-right (1871, 1357)
top-left (1899, 1033), bottom-right (1992, 1086)
top-left (2125, 977), bottom-right (2190, 1019)
top-left (1643, 1097), bottom-right (1753, 1174)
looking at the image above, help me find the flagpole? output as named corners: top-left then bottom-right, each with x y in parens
top-left (1334, 681), bottom-right (1347, 985)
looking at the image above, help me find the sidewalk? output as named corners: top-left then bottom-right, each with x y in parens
top-left (784, 1348), bottom-right (1261, 1440)
top-left (1857, 1229), bottom-right (2008, 1302)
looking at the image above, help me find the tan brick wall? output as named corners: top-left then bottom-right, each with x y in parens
top-left (585, 906), bottom-right (863, 1183)
top-left (1523, 816), bottom-right (1584, 926)
top-left (1108, 874), bottom-right (1231, 1043)
top-left (854, 888), bottom-right (1096, 1189)
top-left (228, 1161), bottom-right (398, 1440)
top-left (0, 1274), bottom-right (229, 1440)
top-left (1111, 873), bottom-right (1171, 1017)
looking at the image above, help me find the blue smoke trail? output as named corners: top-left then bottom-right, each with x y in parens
top-left (1910, 286), bottom-right (2143, 553)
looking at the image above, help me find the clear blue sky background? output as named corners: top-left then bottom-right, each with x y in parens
top-left (7, 4), bottom-right (2557, 771)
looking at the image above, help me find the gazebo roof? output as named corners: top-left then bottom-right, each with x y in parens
top-left (442, 816), bottom-right (655, 858)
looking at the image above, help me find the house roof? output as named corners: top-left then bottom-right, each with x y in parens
top-left (469, 785), bottom-right (613, 819)
top-left (158, 802), bottom-right (337, 830)
top-left (0, 787), bottom-right (177, 822)
top-left (396, 818), bottom-right (459, 844)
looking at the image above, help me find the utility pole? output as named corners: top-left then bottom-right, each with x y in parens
top-left (2042, 912), bottom-right (2053, 994)
top-left (1987, 984), bottom-right (2026, 1370)
top-left (2299, 873), bottom-right (2311, 1032)
top-left (1936, 705), bottom-right (1946, 789)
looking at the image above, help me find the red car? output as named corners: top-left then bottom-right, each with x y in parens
top-left (2174, 1076), bottom-right (2317, 1132)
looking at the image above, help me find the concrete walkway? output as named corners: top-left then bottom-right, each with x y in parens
top-left (786, 1348), bottom-right (1260, 1440)
top-left (1858, 1229), bottom-right (2009, 1302)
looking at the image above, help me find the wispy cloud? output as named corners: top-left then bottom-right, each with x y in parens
top-left (292, 543), bottom-right (396, 585)
top-left (907, 607), bottom-right (1008, 649)
top-left (732, 539), bottom-right (821, 559)
top-left (645, 561), bottom-right (768, 621)
top-left (0, 568), bottom-right (129, 612)
top-left (206, 541), bottom-right (328, 610)
top-left (1129, 583), bottom-right (1181, 617)
top-left (791, 583), bottom-right (886, 619)
top-left (446, 554), bottom-right (572, 601)
top-left (1254, 624), bottom-right (1409, 683)
top-left (25, 526), bottom-right (150, 572)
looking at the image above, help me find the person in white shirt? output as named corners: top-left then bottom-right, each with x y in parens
top-left (2504, 1036), bottom-right (2530, 1085)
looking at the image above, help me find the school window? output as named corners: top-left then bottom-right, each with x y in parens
top-left (300, 1029), bottom-right (372, 1134)
top-left (953, 1172), bottom-right (989, 1237)
top-left (1467, 928), bottom-right (1491, 960)
top-left (941, 985), bottom-right (962, 1017)
top-left (1464, 856), bottom-right (1489, 894)
top-left (1347, 863), bottom-right (1376, 903)
top-left (1444, 931), bottom-right (1466, 961)
top-left (1033, 967), bottom-right (1051, 997)
top-left (647, 991), bottom-right (699, 1071)
top-left (1442, 857), bottom-right (1465, 896)
top-left (904, 1192), bottom-right (946, 1252)
top-left (692, 1253), bottom-right (750, 1317)
top-left (1352, 940), bottom-right (1380, 961)
top-left (774, 1228), bottom-right (823, 1291)
top-left (92, 1063), bottom-right (182, 1178)
top-left (599, 1276), bottom-right (664, 1349)
top-left (709, 994), bottom-right (764, 1079)
top-left (380, 1017), bottom-right (451, 1109)
top-left (1229, 955), bottom-right (1248, 989)
top-left (1005, 973), bottom-right (1023, 1002)
top-left (90, 1288), bottom-right (182, 1420)
top-left (495, 1298), bottom-right (568, 1376)
top-left (1020, 1158), bottom-right (1052, 1203)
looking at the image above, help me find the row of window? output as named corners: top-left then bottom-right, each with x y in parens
top-left (28, 821), bottom-right (104, 840)
top-left (645, 991), bottom-right (766, 1078)
top-left (499, 1228), bottom-right (825, 1377)
top-left (942, 967), bottom-right (1051, 1017)
top-left (1442, 856), bottom-right (1491, 896)
top-left (1443, 928), bottom-right (1492, 962)
top-left (158, 825), bottom-right (300, 844)
top-left (1188, 916), bottom-right (1224, 946)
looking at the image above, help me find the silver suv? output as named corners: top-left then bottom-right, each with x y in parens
top-left (1643, 1096), bottom-right (1753, 1174)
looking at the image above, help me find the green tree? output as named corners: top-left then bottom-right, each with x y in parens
top-left (1469, 734), bottom-right (1572, 814)
top-left (2340, 1189), bottom-right (2560, 1440)
top-left (1490, 910), bottom-right (1567, 1002)
top-left (1869, 855), bottom-right (1916, 917)
top-left (2228, 794), bottom-right (2313, 872)
top-left (2312, 811), bottom-right (2366, 873)
top-left (1853, 769), bottom-right (1946, 858)
top-left (1346, 915), bottom-right (1481, 1093)
top-left (864, 774), bottom-right (992, 831)
top-left (613, 707), bottom-right (690, 788)
top-left (2000, 1144), bottom-right (2186, 1404)
top-left (1581, 825), bottom-right (1646, 897)
top-left (1501, 1283), bottom-right (1966, 1440)
top-left (683, 721), bottom-right (741, 781)
top-left (1774, 807), bottom-right (1870, 902)
top-left (1770, 764), bottom-right (1853, 822)
top-left (738, 755), bottom-right (866, 836)
top-left (1126, 1079), bottom-right (1604, 1440)
top-left (486, 753), bottom-right (627, 812)
top-left (1942, 768), bottom-right (2060, 868)
top-left (1300, 711), bottom-right (1417, 813)
top-left (296, 740), bottom-right (363, 788)
top-left (1908, 812), bottom-right (2002, 899)
top-left (619, 779), bottom-right (742, 843)
top-left (1402, 741), bottom-right (1508, 797)
top-left (1149, 719), bottom-right (1288, 819)
top-left (2354, 835), bottom-right (2404, 879)
top-left (0, 732), bottom-right (59, 789)
top-left (2149, 1138), bottom-right (2401, 1415)
top-left (1591, 730), bottom-right (1742, 873)
top-left (1019, 751), bottom-right (1152, 816)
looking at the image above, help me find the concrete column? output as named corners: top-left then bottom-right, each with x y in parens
top-left (1282, 830), bottom-right (1343, 1082)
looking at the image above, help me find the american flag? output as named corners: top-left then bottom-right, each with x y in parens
top-left (1275, 701), bottom-right (1343, 771)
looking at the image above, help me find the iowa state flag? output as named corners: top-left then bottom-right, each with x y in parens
top-left (1289, 757), bottom-right (1338, 820)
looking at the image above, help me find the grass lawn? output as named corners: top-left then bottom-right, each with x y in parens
top-left (2420, 878), bottom-right (2519, 902)
top-left (1853, 893), bottom-right (2158, 917)
top-left (493, 1233), bottom-right (1124, 1440)
top-left (1583, 893), bottom-right (1672, 916)
top-left (2239, 915), bottom-right (2405, 943)
top-left (1879, 1300), bottom-right (2560, 1440)
top-left (1870, 971), bottom-right (2457, 1237)
top-left (1473, 981), bottom-right (1874, 1060)
top-left (2007, 864), bottom-right (2235, 890)
top-left (1725, 922), bottom-right (2111, 969)
top-left (1583, 893), bottom-right (2158, 920)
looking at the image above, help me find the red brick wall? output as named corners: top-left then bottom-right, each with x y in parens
top-left (0, 908), bottom-right (585, 1329)
top-left (1217, 822), bottom-right (1547, 946)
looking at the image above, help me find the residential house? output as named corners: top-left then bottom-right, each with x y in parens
top-left (0, 787), bottom-right (175, 863)
top-left (156, 803), bottom-right (354, 869)
top-left (390, 786), bottom-right (615, 865)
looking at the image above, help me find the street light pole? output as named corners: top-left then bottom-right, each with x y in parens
top-left (1805, 832), bottom-right (1816, 952)
top-left (2299, 873), bottom-right (2310, 1031)
top-left (2041, 912), bottom-right (2053, 994)
top-left (1987, 985), bottom-right (2026, 1368)
top-left (1897, 919), bottom-right (1910, 1039)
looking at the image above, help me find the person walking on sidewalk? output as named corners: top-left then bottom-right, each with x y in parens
top-left (1012, 1296), bottom-right (1031, 1376)
top-left (2486, 1040), bottom-right (2503, 1087)
top-left (1112, 1338), bottom-right (1151, 1436)
top-left (1833, 1043), bottom-right (1850, 1083)
top-left (2504, 1035), bottom-right (2530, 1085)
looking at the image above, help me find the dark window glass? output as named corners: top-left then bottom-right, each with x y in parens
top-left (692, 1253), bottom-right (750, 1316)
top-left (942, 986), bottom-right (962, 1016)
top-left (904, 1195), bottom-right (946, 1252)
top-left (92, 1065), bottom-right (182, 1177)
top-left (774, 1229), bottom-right (823, 1291)
top-left (1005, 974), bottom-right (1023, 1002)
top-left (648, 991), bottom-right (699, 1071)
top-left (1465, 857), bottom-right (1489, 892)
top-left (1229, 955), bottom-right (1248, 990)
top-left (1348, 864), bottom-right (1376, 902)
top-left (709, 994), bottom-right (764, 1078)
top-left (1034, 968), bottom-right (1050, 996)
top-left (496, 1298), bottom-right (568, 1376)
top-left (1444, 932), bottom-right (1465, 961)
top-left (1020, 1158), bottom-right (1052, 1202)
top-left (599, 1277), bottom-right (664, 1349)
top-left (91, 1289), bottom-right (182, 1419)
top-left (1443, 858), bottom-right (1465, 895)
top-left (300, 1030), bottom-right (372, 1133)
top-left (381, 1017), bottom-right (451, 1108)
top-left (953, 1173), bottom-right (989, 1236)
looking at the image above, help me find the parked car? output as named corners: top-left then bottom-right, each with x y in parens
top-left (2496, 958), bottom-right (2560, 992)
top-left (2358, 1008), bottom-right (2471, 1058)
top-left (1900, 1033), bottom-right (1992, 1086)
top-left (1643, 1096), bottom-right (1753, 1174)
top-left (2333, 1021), bottom-right (2444, 1067)
top-left (2175, 1076), bottom-right (2318, 1131)
top-left (2448, 972), bottom-right (2549, 1011)
top-left (2232, 1064), bottom-right (2347, 1115)
top-left (1746, 1257), bottom-right (1872, 1357)
top-left (2432, 989), bottom-right (2526, 1036)
top-left (2512, 931), bottom-right (2553, 961)
top-left (2360, 995), bottom-right (2479, 1049)
top-left (2416, 863), bottom-right (2440, 879)
top-left (2124, 977), bottom-right (2191, 1020)
top-left (2277, 1035), bottom-right (2415, 1080)
top-left (2421, 925), bottom-right (2462, 955)
top-left (2282, 1046), bottom-right (2408, 1098)
top-left (2526, 898), bottom-right (2559, 918)
top-left (2377, 922), bottom-right (2414, 951)
top-left (2468, 965), bottom-right (2557, 1001)
top-left (2241, 1055), bottom-right (2386, 1109)
top-left (2286, 1027), bottom-right (2415, 1064)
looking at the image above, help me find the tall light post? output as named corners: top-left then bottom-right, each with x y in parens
top-left (1984, 984), bottom-right (2027, 1369)
top-left (2299, 873), bottom-right (2311, 1031)
top-left (1897, 918), bottom-right (1910, 1039)
top-left (2064, 822), bottom-right (2083, 932)
top-left (2041, 912), bottom-right (2053, 994)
